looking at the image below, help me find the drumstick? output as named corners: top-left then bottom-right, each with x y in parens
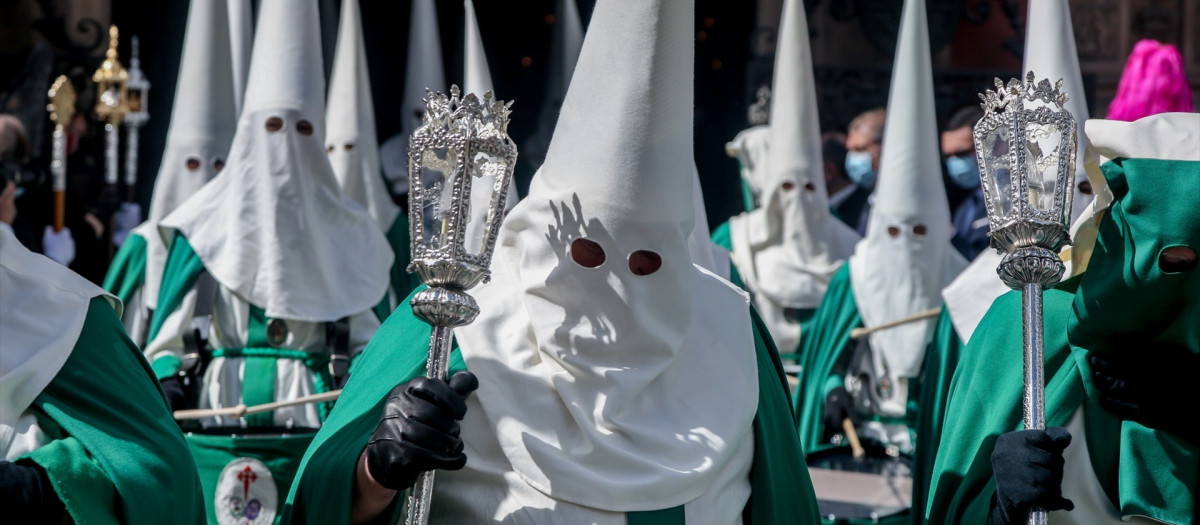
top-left (173, 389), bottom-right (342, 420)
top-left (849, 307), bottom-right (942, 340)
top-left (842, 417), bottom-right (865, 460)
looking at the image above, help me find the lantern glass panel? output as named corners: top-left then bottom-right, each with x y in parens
top-left (1021, 115), bottom-right (1064, 213)
top-left (462, 149), bottom-right (510, 257)
top-left (127, 90), bottom-right (143, 113)
top-left (979, 124), bottom-right (1015, 218)
top-left (418, 147), bottom-right (459, 251)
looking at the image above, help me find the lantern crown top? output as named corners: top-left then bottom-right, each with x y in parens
top-left (93, 25), bottom-right (128, 84)
top-left (417, 85), bottom-right (514, 141)
top-left (979, 71), bottom-right (1069, 115)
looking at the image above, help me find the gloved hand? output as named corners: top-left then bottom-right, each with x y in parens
top-left (42, 226), bottom-right (75, 266)
top-left (160, 376), bottom-right (190, 413)
top-left (1089, 347), bottom-right (1200, 445)
top-left (111, 202), bottom-right (141, 246)
top-left (365, 371), bottom-right (479, 491)
top-left (990, 427), bottom-right (1074, 524)
top-left (822, 385), bottom-right (860, 441)
top-left (0, 460), bottom-right (66, 522)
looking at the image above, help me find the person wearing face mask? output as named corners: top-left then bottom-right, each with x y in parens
top-left (843, 108), bottom-right (885, 235)
top-left (102, 0), bottom-right (243, 347)
top-left (283, 1), bottom-right (820, 522)
top-left (941, 105), bottom-right (988, 261)
top-left (925, 111), bottom-right (1199, 525)
top-left (140, 1), bottom-right (393, 521)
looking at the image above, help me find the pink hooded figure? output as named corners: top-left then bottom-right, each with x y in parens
top-left (1106, 39), bottom-right (1195, 121)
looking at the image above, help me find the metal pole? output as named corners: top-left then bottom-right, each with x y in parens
top-left (1022, 282), bottom-right (1048, 525)
top-left (403, 322), bottom-right (456, 525)
top-left (124, 126), bottom-right (139, 202)
top-left (51, 126), bottom-right (67, 232)
top-left (104, 122), bottom-right (120, 186)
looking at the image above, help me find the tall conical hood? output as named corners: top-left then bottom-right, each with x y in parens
top-left (520, 0), bottom-right (584, 174)
top-left (141, 0), bottom-right (239, 309)
top-left (849, 0), bottom-right (967, 418)
top-left (463, 0), bottom-right (493, 96)
top-left (1023, 0), bottom-right (1102, 225)
top-left (161, 0), bottom-right (392, 322)
top-left (326, 0), bottom-right (400, 232)
top-left (227, 0), bottom-right (253, 113)
top-left (728, 0), bottom-right (859, 352)
top-left (380, 0), bottom-right (446, 194)
top-left (453, 0), bottom-right (757, 511)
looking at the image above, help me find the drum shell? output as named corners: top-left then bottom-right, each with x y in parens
top-left (806, 441), bottom-right (913, 525)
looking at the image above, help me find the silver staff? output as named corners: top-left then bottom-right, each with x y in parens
top-left (973, 72), bottom-right (1078, 525)
top-left (402, 86), bottom-right (517, 525)
top-left (123, 36), bottom-right (150, 202)
top-left (93, 25), bottom-right (128, 188)
top-left (46, 76), bottom-right (76, 233)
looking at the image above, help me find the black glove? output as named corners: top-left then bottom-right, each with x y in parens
top-left (365, 371), bottom-right (479, 491)
top-left (160, 376), bottom-right (189, 413)
top-left (1088, 347), bottom-right (1200, 445)
top-left (822, 385), bottom-right (860, 441)
top-left (0, 460), bottom-right (66, 522)
top-left (990, 427), bottom-right (1074, 524)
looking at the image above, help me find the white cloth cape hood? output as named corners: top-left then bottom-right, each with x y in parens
top-left (454, 0), bottom-right (757, 511)
top-left (161, 0), bottom-right (392, 322)
top-left (849, 0), bottom-right (967, 417)
top-left (141, 0), bottom-right (240, 311)
top-left (729, 0), bottom-right (860, 351)
top-left (326, 0), bottom-right (401, 232)
top-left (1, 227), bottom-right (119, 429)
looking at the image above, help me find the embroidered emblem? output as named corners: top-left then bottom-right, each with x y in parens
top-left (266, 318), bottom-right (289, 346)
top-left (215, 457), bottom-right (277, 525)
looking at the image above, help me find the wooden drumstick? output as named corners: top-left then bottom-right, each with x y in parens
top-left (173, 389), bottom-right (342, 420)
top-left (842, 417), bottom-right (865, 460)
top-left (849, 307), bottom-right (942, 340)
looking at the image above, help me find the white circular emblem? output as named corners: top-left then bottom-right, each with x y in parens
top-left (215, 457), bottom-right (278, 525)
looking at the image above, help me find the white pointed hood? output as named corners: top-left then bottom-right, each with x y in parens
top-left (380, 0), bottom-right (446, 194)
top-left (1, 228), bottom-right (118, 428)
top-left (140, 0), bottom-right (239, 310)
top-left (520, 0), bottom-right (585, 171)
top-left (454, 0), bottom-right (756, 510)
top-left (729, 0), bottom-right (860, 352)
top-left (849, 0), bottom-right (967, 415)
top-left (227, 0), bottom-right (253, 113)
top-left (725, 123), bottom-right (771, 210)
top-left (689, 165), bottom-right (729, 278)
top-left (461, 0), bottom-right (517, 241)
top-left (161, 0), bottom-right (392, 322)
top-left (326, 0), bottom-right (400, 232)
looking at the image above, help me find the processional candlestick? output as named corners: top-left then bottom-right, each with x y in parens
top-left (401, 86), bottom-right (517, 525)
top-left (123, 36), bottom-right (151, 202)
top-left (974, 71), bottom-right (1078, 525)
top-left (46, 76), bottom-right (76, 233)
top-left (93, 25), bottom-right (129, 189)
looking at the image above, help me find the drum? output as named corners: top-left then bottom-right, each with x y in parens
top-left (806, 439), bottom-right (913, 524)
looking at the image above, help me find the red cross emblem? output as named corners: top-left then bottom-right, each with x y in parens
top-left (238, 465), bottom-right (258, 502)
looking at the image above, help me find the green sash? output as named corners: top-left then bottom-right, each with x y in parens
top-left (283, 288), bottom-right (820, 524)
top-left (22, 296), bottom-right (205, 524)
top-left (102, 230), bottom-right (148, 309)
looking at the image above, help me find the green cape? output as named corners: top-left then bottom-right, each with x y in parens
top-left (373, 212), bottom-right (422, 321)
top-left (102, 230), bottom-right (148, 309)
top-left (909, 306), bottom-right (963, 525)
top-left (283, 288), bottom-right (820, 524)
top-left (21, 296), bottom-right (205, 524)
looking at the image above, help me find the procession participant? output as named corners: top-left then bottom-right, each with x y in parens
top-left (103, 0), bottom-right (241, 346)
top-left (941, 105), bottom-right (989, 261)
top-left (842, 107), bottom-right (885, 234)
top-left (284, 0), bottom-right (820, 522)
top-left (0, 224), bottom-right (204, 524)
top-left (326, 0), bottom-right (417, 319)
top-left (142, 0), bottom-right (393, 521)
top-left (1106, 39), bottom-right (1194, 122)
top-left (911, 1), bottom-right (1107, 517)
top-left (721, 0), bottom-right (859, 355)
top-left (792, 0), bottom-right (967, 457)
top-left (825, 133), bottom-right (870, 231)
top-left (722, 86), bottom-right (771, 218)
top-left (379, 0), bottom-right (445, 201)
top-left (925, 111), bottom-right (1198, 525)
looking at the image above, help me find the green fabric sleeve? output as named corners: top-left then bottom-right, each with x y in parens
top-left (909, 305), bottom-right (963, 525)
top-left (30, 296), bottom-right (205, 525)
top-left (23, 436), bottom-right (119, 525)
top-left (101, 231), bottom-right (148, 308)
top-left (792, 264), bottom-right (863, 451)
top-left (147, 233), bottom-right (206, 343)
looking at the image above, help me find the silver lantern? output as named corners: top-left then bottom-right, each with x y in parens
top-left (402, 85), bottom-right (517, 525)
top-left (123, 36), bottom-right (150, 203)
top-left (974, 71), bottom-right (1077, 525)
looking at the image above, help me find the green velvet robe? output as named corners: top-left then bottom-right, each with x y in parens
top-left (20, 296), bottom-right (205, 524)
top-left (102, 231), bottom-right (148, 309)
top-left (282, 288), bottom-right (820, 524)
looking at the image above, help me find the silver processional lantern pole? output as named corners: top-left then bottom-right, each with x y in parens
top-left (974, 72), bottom-right (1078, 525)
top-left (123, 35), bottom-right (150, 203)
top-left (402, 86), bottom-right (517, 525)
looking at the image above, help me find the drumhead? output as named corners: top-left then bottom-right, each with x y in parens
top-left (807, 440), bottom-right (913, 523)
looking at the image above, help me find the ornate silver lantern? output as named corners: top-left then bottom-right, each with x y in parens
top-left (402, 85), bottom-right (517, 525)
top-left (123, 36), bottom-right (150, 202)
top-left (974, 71), bottom-right (1077, 525)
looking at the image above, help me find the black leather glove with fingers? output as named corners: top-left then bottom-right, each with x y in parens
top-left (990, 427), bottom-right (1074, 525)
top-left (822, 385), bottom-right (860, 441)
top-left (0, 459), bottom-right (66, 522)
top-left (365, 371), bottom-right (479, 491)
top-left (1088, 346), bottom-right (1200, 446)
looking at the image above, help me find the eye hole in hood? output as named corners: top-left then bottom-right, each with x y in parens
top-left (629, 250), bottom-right (662, 276)
top-left (571, 238), bottom-right (606, 268)
top-left (1159, 246), bottom-right (1197, 274)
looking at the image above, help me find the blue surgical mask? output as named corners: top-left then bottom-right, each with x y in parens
top-left (845, 151), bottom-right (877, 187)
top-left (945, 155), bottom-right (981, 189)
